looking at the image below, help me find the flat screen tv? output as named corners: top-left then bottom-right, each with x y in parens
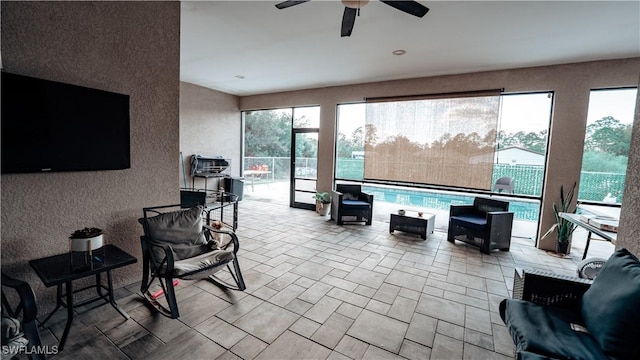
top-left (1, 71), bottom-right (130, 174)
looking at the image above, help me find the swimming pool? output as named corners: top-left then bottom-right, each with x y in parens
top-left (363, 185), bottom-right (540, 221)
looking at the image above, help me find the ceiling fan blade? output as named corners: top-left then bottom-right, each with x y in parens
top-left (275, 0), bottom-right (311, 10)
top-left (341, 7), bottom-right (357, 37)
top-left (380, 1), bottom-right (429, 18)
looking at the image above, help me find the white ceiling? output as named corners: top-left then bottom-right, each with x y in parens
top-left (180, 1), bottom-right (640, 96)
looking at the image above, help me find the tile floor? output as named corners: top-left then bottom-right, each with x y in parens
top-left (38, 198), bottom-right (615, 360)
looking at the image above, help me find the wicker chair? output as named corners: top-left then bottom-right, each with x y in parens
top-left (501, 249), bottom-right (640, 360)
top-left (331, 184), bottom-right (373, 225)
top-left (510, 268), bottom-right (592, 306)
top-left (502, 268), bottom-right (595, 359)
top-left (447, 197), bottom-right (513, 254)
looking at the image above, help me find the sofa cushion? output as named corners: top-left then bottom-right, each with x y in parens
top-left (341, 200), bottom-right (370, 209)
top-left (501, 299), bottom-right (607, 360)
top-left (450, 214), bottom-right (487, 231)
top-left (581, 248), bottom-right (640, 360)
top-left (343, 193), bottom-right (359, 201)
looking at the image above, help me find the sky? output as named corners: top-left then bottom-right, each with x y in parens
top-left (587, 88), bottom-right (637, 125)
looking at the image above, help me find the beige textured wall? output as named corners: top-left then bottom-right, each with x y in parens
top-left (618, 75), bottom-right (640, 256)
top-left (241, 58), bottom-right (640, 251)
top-left (0, 1), bottom-right (181, 308)
top-left (179, 82), bottom-right (241, 191)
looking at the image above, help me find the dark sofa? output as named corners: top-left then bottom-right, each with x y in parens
top-left (500, 248), bottom-right (640, 360)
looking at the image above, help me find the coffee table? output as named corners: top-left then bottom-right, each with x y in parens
top-left (29, 244), bottom-right (137, 350)
top-left (390, 211), bottom-right (435, 240)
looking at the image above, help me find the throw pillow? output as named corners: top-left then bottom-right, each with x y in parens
top-left (1, 315), bottom-right (21, 344)
top-left (581, 248), bottom-right (640, 360)
top-left (343, 193), bottom-right (358, 201)
top-left (144, 206), bottom-right (208, 261)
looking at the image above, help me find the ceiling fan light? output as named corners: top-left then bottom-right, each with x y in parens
top-left (341, 0), bottom-right (369, 9)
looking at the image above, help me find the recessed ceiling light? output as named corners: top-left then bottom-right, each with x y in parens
top-left (342, 0), bottom-right (370, 9)
top-left (235, 75), bottom-right (245, 79)
top-left (392, 50), bottom-right (406, 56)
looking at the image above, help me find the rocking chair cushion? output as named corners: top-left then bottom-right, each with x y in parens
top-left (173, 249), bottom-right (234, 279)
top-left (145, 206), bottom-right (208, 261)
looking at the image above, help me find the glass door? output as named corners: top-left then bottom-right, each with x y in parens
top-left (242, 105), bottom-right (319, 208)
top-left (291, 129), bottom-right (319, 209)
top-left (242, 109), bottom-right (292, 206)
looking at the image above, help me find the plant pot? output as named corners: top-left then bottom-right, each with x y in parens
top-left (316, 201), bottom-right (330, 216)
top-left (556, 236), bottom-right (572, 255)
top-left (70, 234), bottom-right (105, 270)
top-left (70, 234), bottom-right (103, 252)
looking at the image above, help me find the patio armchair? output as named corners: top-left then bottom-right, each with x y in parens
top-left (139, 204), bottom-right (246, 319)
top-left (447, 197), bottom-right (513, 254)
top-left (1, 273), bottom-right (45, 360)
top-left (500, 248), bottom-right (640, 360)
top-left (331, 184), bottom-right (373, 225)
top-left (493, 176), bottom-right (515, 194)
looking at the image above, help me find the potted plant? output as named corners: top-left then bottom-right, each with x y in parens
top-left (314, 192), bottom-right (332, 216)
top-left (541, 182), bottom-right (578, 255)
top-left (70, 227), bottom-right (103, 239)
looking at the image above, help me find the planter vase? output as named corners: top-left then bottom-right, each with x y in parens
top-left (70, 234), bottom-right (105, 269)
top-left (556, 236), bottom-right (572, 255)
top-left (70, 234), bottom-right (103, 252)
top-left (316, 201), bottom-right (330, 216)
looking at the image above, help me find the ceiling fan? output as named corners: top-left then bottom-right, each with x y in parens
top-left (275, 0), bottom-right (429, 37)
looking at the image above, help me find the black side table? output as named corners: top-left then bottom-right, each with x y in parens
top-left (29, 244), bottom-right (137, 350)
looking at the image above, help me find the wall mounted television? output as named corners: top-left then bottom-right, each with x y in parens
top-left (1, 71), bottom-right (130, 174)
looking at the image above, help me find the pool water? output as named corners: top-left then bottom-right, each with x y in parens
top-left (363, 186), bottom-right (540, 221)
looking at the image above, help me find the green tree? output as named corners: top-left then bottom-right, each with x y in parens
top-left (244, 110), bottom-right (291, 157)
top-left (295, 134), bottom-right (317, 158)
top-left (581, 116), bottom-right (631, 174)
top-left (337, 126), bottom-right (365, 158)
top-left (364, 124), bottom-right (378, 147)
top-left (497, 130), bottom-right (547, 153)
top-left (585, 116), bottom-right (631, 156)
top-left (519, 130), bottom-right (547, 153)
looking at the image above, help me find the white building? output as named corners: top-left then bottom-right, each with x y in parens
top-left (495, 146), bottom-right (545, 166)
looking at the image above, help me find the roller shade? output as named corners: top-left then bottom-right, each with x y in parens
top-left (363, 90), bottom-right (502, 190)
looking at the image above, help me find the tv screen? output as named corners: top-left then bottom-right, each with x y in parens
top-left (1, 72), bottom-right (130, 174)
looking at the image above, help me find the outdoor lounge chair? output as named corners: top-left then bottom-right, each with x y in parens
top-left (331, 184), bottom-right (373, 225)
top-left (493, 176), bottom-right (515, 194)
top-left (501, 248), bottom-right (640, 359)
top-left (447, 197), bottom-right (513, 254)
top-left (139, 204), bottom-right (245, 319)
top-left (1, 273), bottom-right (45, 360)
